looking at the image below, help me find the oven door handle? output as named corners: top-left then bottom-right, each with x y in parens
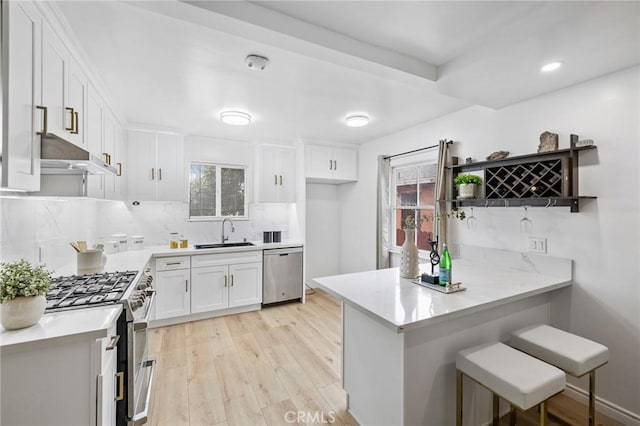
top-left (131, 358), bottom-right (156, 426)
top-left (132, 290), bottom-right (156, 331)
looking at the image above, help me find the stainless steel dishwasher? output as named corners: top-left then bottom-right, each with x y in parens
top-left (263, 246), bottom-right (303, 305)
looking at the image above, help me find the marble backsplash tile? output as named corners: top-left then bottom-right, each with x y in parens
top-left (1, 196), bottom-right (292, 273)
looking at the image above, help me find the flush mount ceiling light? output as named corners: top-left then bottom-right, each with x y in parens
top-left (541, 61), bottom-right (563, 73)
top-left (344, 114), bottom-right (370, 127)
top-left (220, 110), bottom-right (252, 126)
top-left (246, 54), bottom-right (269, 71)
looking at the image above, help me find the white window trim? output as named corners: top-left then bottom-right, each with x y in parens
top-left (188, 161), bottom-right (248, 221)
top-left (389, 152), bottom-right (439, 253)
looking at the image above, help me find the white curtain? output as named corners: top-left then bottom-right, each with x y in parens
top-left (435, 139), bottom-right (451, 246)
top-left (376, 155), bottom-right (391, 269)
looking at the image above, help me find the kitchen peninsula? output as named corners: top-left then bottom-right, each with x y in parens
top-left (312, 246), bottom-right (572, 426)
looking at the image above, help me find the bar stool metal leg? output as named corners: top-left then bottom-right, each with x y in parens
top-left (589, 370), bottom-right (596, 426)
top-left (509, 404), bottom-right (517, 426)
top-left (492, 394), bottom-right (500, 426)
top-left (540, 401), bottom-right (548, 426)
top-left (456, 370), bottom-right (463, 426)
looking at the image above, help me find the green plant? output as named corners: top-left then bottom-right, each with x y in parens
top-left (402, 215), bottom-right (418, 229)
top-left (454, 174), bottom-right (483, 186)
top-left (0, 260), bottom-right (51, 303)
top-left (403, 211), bottom-right (466, 229)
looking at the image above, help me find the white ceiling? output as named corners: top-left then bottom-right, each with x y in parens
top-left (56, 1), bottom-right (639, 145)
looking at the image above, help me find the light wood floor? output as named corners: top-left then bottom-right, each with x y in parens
top-left (148, 289), bottom-right (622, 426)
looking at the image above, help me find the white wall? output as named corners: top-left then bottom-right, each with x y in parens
top-left (305, 184), bottom-right (339, 283)
top-left (338, 67), bottom-right (640, 420)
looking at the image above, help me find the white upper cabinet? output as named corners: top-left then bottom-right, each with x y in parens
top-left (305, 143), bottom-right (358, 184)
top-left (86, 85), bottom-right (105, 198)
top-left (41, 22), bottom-right (68, 139)
top-left (66, 58), bottom-right (88, 147)
top-left (126, 129), bottom-right (184, 201)
top-left (259, 145), bottom-right (296, 203)
top-left (41, 22), bottom-right (86, 147)
top-left (1, 1), bottom-right (42, 191)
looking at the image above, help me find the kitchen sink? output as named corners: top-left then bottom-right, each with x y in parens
top-left (194, 242), bottom-right (255, 249)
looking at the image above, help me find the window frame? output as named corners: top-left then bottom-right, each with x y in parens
top-left (389, 155), bottom-right (439, 253)
top-left (187, 161), bottom-right (249, 221)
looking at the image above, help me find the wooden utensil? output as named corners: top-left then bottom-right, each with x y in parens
top-left (77, 241), bottom-right (87, 252)
top-left (70, 242), bottom-right (81, 252)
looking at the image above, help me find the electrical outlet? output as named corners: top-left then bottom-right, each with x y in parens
top-left (528, 237), bottom-right (547, 254)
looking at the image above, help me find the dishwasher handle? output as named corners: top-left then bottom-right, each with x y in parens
top-left (263, 247), bottom-right (303, 256)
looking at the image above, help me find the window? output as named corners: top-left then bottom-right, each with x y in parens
top-left (189, 162), bottom-right (247, 219)
top-left (391, 162), bottom-right (437, 251)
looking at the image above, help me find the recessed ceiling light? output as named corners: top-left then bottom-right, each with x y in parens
top-left (220, 110), bottom-right (252, 126)
top-left (541, 61), bottom-right (563, 73)
top-left (344, 114), bottom-right (370, 127)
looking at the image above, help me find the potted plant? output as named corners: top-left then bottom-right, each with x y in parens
top-left (454, 174), bottom-right (483, 199)
top-left (0, 259), bottom-right (51, 330)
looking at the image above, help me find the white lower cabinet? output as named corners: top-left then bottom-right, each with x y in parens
top-left (155, 267), bottom-right (191, 320)
top-left (0, 309), bottom-right (121, 426)
top-left (154, 251), bottom-right (263, 323)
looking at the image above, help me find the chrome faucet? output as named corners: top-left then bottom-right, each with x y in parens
top-left (221, 217), bottom-right (235, 243)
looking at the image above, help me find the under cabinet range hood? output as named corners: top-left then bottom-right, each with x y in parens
top-left (40, 133), bottom-right (118, 175)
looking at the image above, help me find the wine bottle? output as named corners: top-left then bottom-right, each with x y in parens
top-left (439, 243), bottom-right (452, 286)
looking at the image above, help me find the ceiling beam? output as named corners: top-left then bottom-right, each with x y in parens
top-left (128, 0), bottom-right (437, 86)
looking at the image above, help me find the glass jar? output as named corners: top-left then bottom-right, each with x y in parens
top-left (180, 238), bottom-right (188, 249)
top-left (169, 232), bottom-right (180, 249)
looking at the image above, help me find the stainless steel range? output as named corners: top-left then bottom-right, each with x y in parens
top-left (45, 270), bottom-right (155, 426)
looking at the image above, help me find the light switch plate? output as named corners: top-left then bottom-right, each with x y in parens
top-left (528, 237), bottom-right (547, 254)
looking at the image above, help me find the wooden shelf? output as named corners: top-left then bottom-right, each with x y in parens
top-left (448, 135), bottom-right (597, 212)
top-left (441, 196), bottom-right (596, 212)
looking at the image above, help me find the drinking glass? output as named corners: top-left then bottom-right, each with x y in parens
top-left (466, 207), bottom-right (477, 230)
top-left (520, 205), bottom-right (533, 233)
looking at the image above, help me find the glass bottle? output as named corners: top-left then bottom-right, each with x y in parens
top-left (169, 232), bottom-right (180, 249)
top-left (439, 243), bottom-right (452, 286)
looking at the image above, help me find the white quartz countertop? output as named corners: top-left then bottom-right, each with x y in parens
top-left (312, 258), bottom-right (571, 333)
top-left (2, 241), bottom-right (303, 352)
top-left (0, 305), bottom-right (122, 354)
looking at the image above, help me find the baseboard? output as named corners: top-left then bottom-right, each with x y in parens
top-left (563, 384), bottom-right (640, 426)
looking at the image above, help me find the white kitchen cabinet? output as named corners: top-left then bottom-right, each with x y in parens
top-left (1, 0), bottom-right (42, 191)
top-left (41, 23), bottom-right (87, 148)
top-left (126, 129), bottom-right (184, 201)
top-left (259, 145), bottom-right (296, 203)
top-left (228, 262), bottom-right (263, 307)
top-left (155, 267), bottom-right (191, 320)
top-left (306, 144), bottom-right (358, 183)
top-left (86, 85), bottom-right (105, 198)
top-left (41, 21), bottom-right (69, 140)
top-left (0, 307), bottom-right (121, 426)
top-left (154, 251), bottom-right (262, 324)
top-left (104, 110), bottom-right (124, 200)
top-left (67, 57), bottom-right (88, 147)
top-left (191, 265), bottom-right (228, 313)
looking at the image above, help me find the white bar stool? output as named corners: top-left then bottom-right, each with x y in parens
top-left (510, 324), bottom-right (609, 426)
top-left (456, 342), bottom-right (565, 426)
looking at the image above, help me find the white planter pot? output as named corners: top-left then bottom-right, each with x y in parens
top-left (0, 295), bottom-right (46, 330)
top-left (457, 183), bottom-right (477, 199)
top-left (400, 228), bottom-right (419, 279)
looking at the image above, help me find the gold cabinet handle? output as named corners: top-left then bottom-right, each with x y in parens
top-left (151, 168), bottom-right (155, 180)
top-left (185, 279), bottom-right (188, 292)
top-left (230, 274), bottom-right (234, 286)
top-left (72, 111), bottom-right (79, 134)
top-left (106, 334), bottom-right (120, 351)
top-left (65, 107), bottom-right (75, 131)
top-left (224, 275), bottom-right (227, 287)
top-left (103, 153), bottom-right (111, 165)
top-left (36, 106), bottom-right (48, 135)
top-left (117, 162), bottom-right (122, 177)
top-left (158, 168), bottom-right (162, 181)
top-left (274, 174), bottom-right (278, 185)
top-left (334, 160), bottom-right (337, 170)
top-left (329, 159), bottom-right (332, 170)
top-left (279, 175), bottom-right (283, 185)
top-left (115, 372), bottom-right (124, 401)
